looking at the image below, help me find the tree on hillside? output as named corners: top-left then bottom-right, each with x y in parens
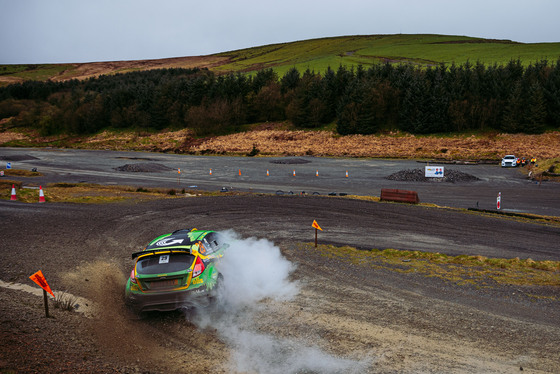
top-left (543, 60), bottom-right (560, 127)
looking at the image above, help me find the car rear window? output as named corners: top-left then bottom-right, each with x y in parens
top-left (136, 252), bottom-right (194, 275)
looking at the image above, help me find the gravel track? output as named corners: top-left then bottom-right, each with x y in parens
top-left (1, 196), bottom-right (559, 373)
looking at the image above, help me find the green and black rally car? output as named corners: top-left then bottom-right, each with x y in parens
top-left (125, 228), bottom-right (227, 313)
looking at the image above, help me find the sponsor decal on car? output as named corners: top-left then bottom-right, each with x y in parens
top-left (155, 238), bottom-right (184, 246)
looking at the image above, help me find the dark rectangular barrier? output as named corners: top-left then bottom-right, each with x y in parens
top-left (380, 188), bottom-right (419, 204)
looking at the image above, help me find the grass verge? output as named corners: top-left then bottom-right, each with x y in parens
top-left (305, 243), bottom-right (560, 292)
top-left (0, 182), bottom-right (239, 203)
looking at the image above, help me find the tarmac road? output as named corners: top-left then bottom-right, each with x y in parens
top-left (1, 192), bottom-right (559, 263)
top-left (2, 147), bottom-right (559, 216)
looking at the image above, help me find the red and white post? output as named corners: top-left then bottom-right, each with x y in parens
top-left (39, 186), bottom-right (46, 203)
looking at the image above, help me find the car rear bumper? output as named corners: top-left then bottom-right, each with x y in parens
top-left (126, 287), bottom-right (211, 313)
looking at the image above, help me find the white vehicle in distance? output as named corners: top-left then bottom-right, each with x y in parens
top-left (501, 155), bottom-right (518, 167)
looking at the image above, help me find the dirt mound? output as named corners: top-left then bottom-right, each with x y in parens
top-left (386, 168), bottom-right (480, 183)
top-left (0, 154), bottom-right (39, 161)
top-left (270, 158), bottom-right (312, 165)
top-left (114, 163), bottom-right (173, 172)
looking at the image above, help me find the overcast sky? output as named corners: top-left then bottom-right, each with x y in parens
top-left (1, 0), bottom-right (559, 64)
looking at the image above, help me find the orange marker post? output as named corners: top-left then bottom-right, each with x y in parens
top-left (312, 220), bottom-right (323, 247)
top-left (29, 270), bottom-right (55, 317)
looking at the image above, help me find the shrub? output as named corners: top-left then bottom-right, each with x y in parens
top-left (53, 291), bottom-right (77, 311)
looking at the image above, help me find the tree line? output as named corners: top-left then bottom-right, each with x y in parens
top-left (1, 59), bottom-right (559, 137)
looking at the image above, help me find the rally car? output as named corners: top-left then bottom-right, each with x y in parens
top-left (125, 228), bottom-right (227, 313)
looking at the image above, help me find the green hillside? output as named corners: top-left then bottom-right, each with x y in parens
top-left (1, 34), bottom-right (559, 85)
top-left (214, 34), bottom-right (560, 76)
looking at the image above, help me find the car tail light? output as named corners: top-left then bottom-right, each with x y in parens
top-left (130, 269), bottom-right (137, 284)
top-left (192, 257), bottom-right (205, 278)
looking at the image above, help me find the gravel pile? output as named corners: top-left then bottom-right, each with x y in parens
top-left (0, 154), bottom-right (39, 161)
top-left (114, 163), bottom-right (173, 172)
top-left (270, 158), bottom-right (311, 164)
top-left (386, 168), bottom-right (480, 183)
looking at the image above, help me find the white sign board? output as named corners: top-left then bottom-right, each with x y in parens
top-left (425, 166), bottom-right (444, 178)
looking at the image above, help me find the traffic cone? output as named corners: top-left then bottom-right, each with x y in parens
top-left (10, 184), bottom-right (16, 201)
top-left (39, 186), bottom-right (45, 203)
top-left (345, 170), bottom-right (349, 178)
top-left (266, 169), bottom-right (269, 176)
top-left (209, 169), bottom-right (212, 175)
top-left (238, 169), bottom-right (242, 176)
top-left (293, 170), bottom-right (296, 177)
top-left (316, 170), bottom-right (319, 177)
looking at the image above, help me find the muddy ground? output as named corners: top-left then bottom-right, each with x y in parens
top-left (1, 196), bottom-right (559, 373)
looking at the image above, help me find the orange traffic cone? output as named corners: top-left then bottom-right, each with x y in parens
top-left (266, 169), bottom-right (269, 176)
top-left (316, 170), bottom-right (319, 177)
top-left (10, 184), bottom-right (17, 201)
top-left (293, 170), bottom-right (296, 177)
top-left (345, 170), bottom-right (349, 178)
top-left (39, 186), bottom-right (45, 203)
top-left (209, 169), bottom-right (212, 175)
top-left (238, 169), bottom-right (242, 176)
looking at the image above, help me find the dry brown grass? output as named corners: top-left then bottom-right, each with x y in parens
top-left (0, 56), bottom-right (230, 85)
top-left (81, 129), bottom-right (192, 152)
top-left (2, 127), bottom-right (559, 161)
top-left (0, 130), bottom-right (27, 144)
top-left (190, 130), bottom-right (560, 160)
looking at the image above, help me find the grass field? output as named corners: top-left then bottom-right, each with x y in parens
top-left (215, 34), bottom-right (560, 76)
top-left (1, 34), bottom-right (559, 85)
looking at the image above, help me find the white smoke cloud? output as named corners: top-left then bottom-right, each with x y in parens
top-left (190, 231), bottom-right (368, 374)
top-left (217, 230), bottom-right (299, 308)
top-left (223, 325), bottom-right (368, 374)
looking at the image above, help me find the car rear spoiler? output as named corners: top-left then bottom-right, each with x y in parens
top-left (131, 248), bottom-right (191, 260)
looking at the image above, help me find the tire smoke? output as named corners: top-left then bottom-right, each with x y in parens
top-left (217, 230), bottom-right (299, 308)
top-left (192, 230), bottom-right (367, 374)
